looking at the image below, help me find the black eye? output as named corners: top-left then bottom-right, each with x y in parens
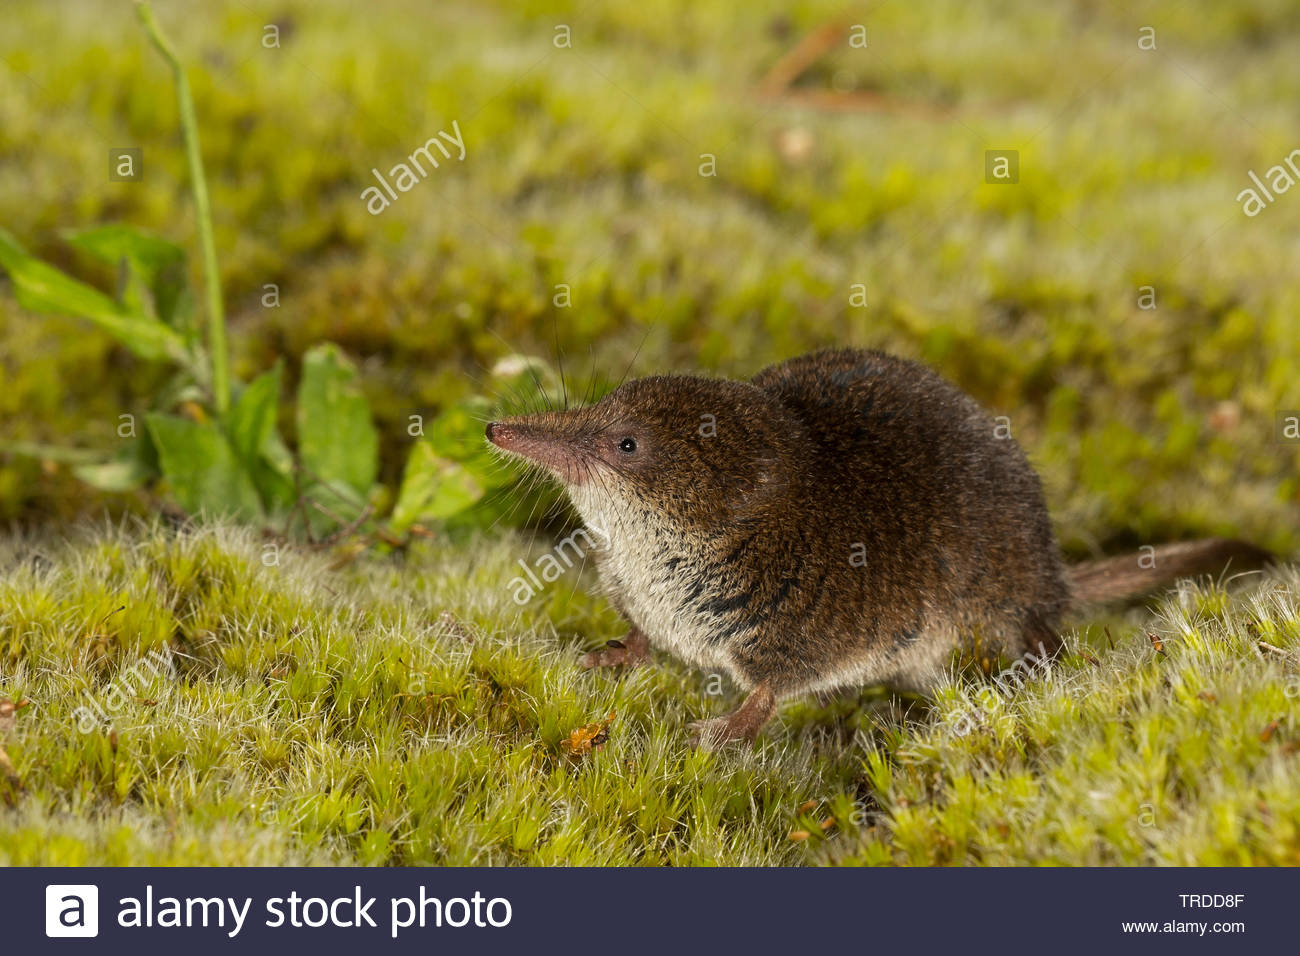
top-left (618, 437), bottom-right (638, 454)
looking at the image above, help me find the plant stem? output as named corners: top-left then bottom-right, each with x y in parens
top-left (135, 1), bottom-right (230, 415)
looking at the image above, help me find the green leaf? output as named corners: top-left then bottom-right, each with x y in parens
top-left (259, 425), bottom-right (295, 481)
top-left (153, 369), bottom-right (209, 413)
top-left (298, 478), bottom-right (369, 538)
top-left (65, 224), bottom-right (184, 276)
top-left (0, 228), bottom-right (186, 361)
top-left (72, 459), bottom-right (145, 492)
top-left (253, 464), bottom-right (297, 518)
top-left (297, 343), bottom-right (378, 497)
top-left (160, 283), bottom-right (197, 340)
top-left (73, 458), bottom-right (151, 492)
top-left (0, 440), bottom-right (102, 465)
top-left (424, 395), bottom-right (489, 458)
top-left (145, 413), bottom-right (262, 521)
top-left (424, 396), bottom-right (514, 490)
top-left (64, 225), bottom-right (189, 324)
top-left (226, 363), bottom-right (297, 514)
top-left (390, 442), bottom-right (485, 533)
top-left (226, 362), bottom-right (283, 464)
top-left (71, 436), bottom-right (159, 492)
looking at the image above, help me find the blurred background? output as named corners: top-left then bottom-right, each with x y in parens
top-left (2, 0), bottom-right (1298, 555)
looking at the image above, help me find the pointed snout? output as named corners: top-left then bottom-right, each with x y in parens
top-left (484, 420), bottom-right (531, 453)
top-left (485, 417), bottom-right (591, 486)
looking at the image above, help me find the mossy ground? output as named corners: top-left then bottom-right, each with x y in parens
top-left (1, 0), bottom-right (1299, 864)
top-left (0, 522), bottom-right (1296, 865)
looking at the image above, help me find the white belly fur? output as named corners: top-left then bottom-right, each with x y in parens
top-left (570, 487), bottom-right (960, 694)
top-left (568, 487), bottom-right (732, 672)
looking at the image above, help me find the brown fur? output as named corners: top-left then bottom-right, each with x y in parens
top-left (486, 348), bottom-right (1273, 746)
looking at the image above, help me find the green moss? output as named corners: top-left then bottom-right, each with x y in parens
top-left (0, 522), bottom-right (1295, 865)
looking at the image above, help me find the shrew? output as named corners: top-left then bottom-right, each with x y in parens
top-left (486, 348), bottom-right (1272, 747)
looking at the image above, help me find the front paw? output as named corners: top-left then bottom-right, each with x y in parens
top-left (581, 639), bottom-right (635, 669)
top-left (581, 631), bottom-right (650, 670)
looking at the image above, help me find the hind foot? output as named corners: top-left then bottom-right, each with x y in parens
top-left (687, 685), bottom-right (777, 750)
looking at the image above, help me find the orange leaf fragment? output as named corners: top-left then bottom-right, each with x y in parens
top-left (561, 711), bottom-right (616, 756)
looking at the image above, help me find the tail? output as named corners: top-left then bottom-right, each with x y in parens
top-left (1069, 538), bottom-right (1275, 606)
